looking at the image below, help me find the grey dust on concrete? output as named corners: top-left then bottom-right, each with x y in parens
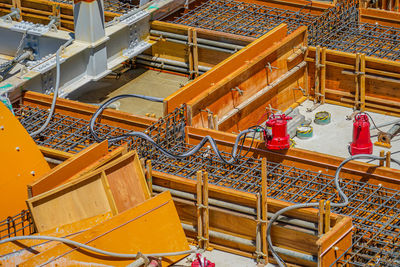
top-left (70, 67), bottom-right (190, 118)
top-left (294, 100), bottom-right (400, 168)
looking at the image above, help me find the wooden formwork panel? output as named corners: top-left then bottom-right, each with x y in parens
top-left (20, 191), bottom-right (189, 266)
top-left (183, 24), bottom-right (307, 131)
top-left (27, 150), bottom-right (149, 232)
top-left (307, 47), bottom-right (400, 117)
top-left (19, 91), bottom-right (157, 130)
top-left (150, 169), bottom-right (351, 266)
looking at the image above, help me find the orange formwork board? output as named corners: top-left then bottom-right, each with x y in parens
top-left (317, 216), bottom-right (353, 267)
top-left (187, 25), bottom-right (307, 131)
top-left (20, 191), bottom-right (189, 267)
top-left (185, 127), bottom-right (400, 190)
top-left (163, 23), bottom-right (288, 115)
top-left (307, 46), bottom-right (400, 117)
top-left (241, 0), bottom-right (332, 14)
top-left (28, 140), bottom-right (109, 197)
top-left (20, 91), bottom-right (157, 131)
top-left (0, 103), bottom-right (50, 221)
top-left (360, 8), bottom-right (400, 28)
top-left (0, 213), bottom-right (112, 266)
top-left (27, 150), bottom-right (150, 232)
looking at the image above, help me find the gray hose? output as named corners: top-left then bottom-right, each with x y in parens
top-left (0, 235), bottom-right (196, 258)
top-left (29, 38), bottom-right (73, 137)
top-left (89, 95), bottom-right (263, 164)
top-left (267, 154), bottom-right (400, 266)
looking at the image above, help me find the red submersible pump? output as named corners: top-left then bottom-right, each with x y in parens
top-left (350, 113), bottom-right (373, 155)
top-left (264, 114), bottom-right (292, 150)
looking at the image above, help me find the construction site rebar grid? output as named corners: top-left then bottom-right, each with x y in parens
top-left (13, 105), bottom-right (400, 265)
top-left (50, 0), bottom-right (137, 14)
top-left (0, 210), bottom-right (34, 240)
top-left (169, 0), bottom-right (318, 38)
top-left (14, 104), bottom-right (186, 154)
top-left (169, 0), bottom-right (400, 61)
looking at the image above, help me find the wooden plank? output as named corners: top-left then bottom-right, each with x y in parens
top-left (317, 216), bottom-right (352, 267)
top-left (64, 145), bottom-right (127, 184)
top-left (164, 24), bottom-right (288, 114)
top-left (189, 26), bottom-right (307, 130)
top-left (104, 150), bottom-right (150, 213)
top-left (26, 150), bottom-right (149, 232)
top-left (188, 28), bottom-right (194, 79)
top-left (324, 201), bottom-right (331, 233)
top-left (203, 172), bottom-right (209, 249)
top-left (21, 192), bottom-right (189, 266)
top-left (360, 54), bottom-right (366, 111)
top-left (22, 91), bottom-right (156, 131)
top-left (27, 171), bottom-right (112, 232)
top-left (29, 141), bottom-right (109, 197)
top-left (39, 145), bottom-right (73, 162)
top-left (315, 45), bottom-right (320, 102)
top-left (193, 28), bottom-right (199, 78)
top-left (196, 170), bottom-right (203, 248)
top-left (321, 47), bottom-right (326, 103)
top-left (100, 171), bottom-right (118, 216)
top-left (146, 159), bottom-right (153, 195)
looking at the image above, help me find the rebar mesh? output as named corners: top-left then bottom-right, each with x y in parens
top-left (50, 0), bottom-right (137, 14)
top-left (170, 0), bottom-right (317, 38)
top-left (169, 0), bottom-right (400, 61)
top-left (11, 104), bottom-right (400, 265)
top-left (0, 210), bottom-right (34, 240)
top-left (14, 104), bottom-right (186, 154)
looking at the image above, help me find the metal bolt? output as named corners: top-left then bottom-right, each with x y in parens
top-left (30, 171), bottom-right (35, 176)
top-left (0, 126), bottom-right (4, 130)
top-left (16, 147), bottom-right (20, 151)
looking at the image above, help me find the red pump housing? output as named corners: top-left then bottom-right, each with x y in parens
top-left (264, 114), bottom-right (292, 150)
top-left (350, 113), bottom-right (373, 155)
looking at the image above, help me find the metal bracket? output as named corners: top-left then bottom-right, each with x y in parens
top-left (199, 108), bottom-right (213, 115)
top-left (1, 8), bottom-right (20, 23)
top-left (293, 86), bottom-right (306, 95)
top-left (266, 62), bottom-right (278, 72)
top-left (47, 16), bottom-right (60, 32)
top-left (231, 86), bottom-right (243, 95)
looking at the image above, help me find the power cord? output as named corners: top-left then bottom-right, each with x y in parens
top-left (89, 94), bottom-right (266, 164)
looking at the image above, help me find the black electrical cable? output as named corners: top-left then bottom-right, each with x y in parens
top-left (89, 94), bottom-right (266, 164)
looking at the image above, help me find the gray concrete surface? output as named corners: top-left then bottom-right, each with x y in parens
top-left (71, 67), bottom-right (190, 117)
top-left (173, 246), bottom-right (276, 267)
top-left (294, 100), bottom-right (400, 168)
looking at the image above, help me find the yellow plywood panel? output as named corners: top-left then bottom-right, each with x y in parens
top-left (26, 150), bottom-right (150, 232)
top-left (27, 172), bottom-right (112, 232)
top-left (0, 103), bottom-right (50, 220)
top-left (20, 191), bottom-right (189, 266)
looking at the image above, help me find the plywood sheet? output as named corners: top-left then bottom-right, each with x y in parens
top-left (27, 172), bottom-right (112, 232)
top-left (21, 191), bottom-right (189, 267)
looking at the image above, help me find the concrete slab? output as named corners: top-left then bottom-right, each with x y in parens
top-left (71, 67), bottom-right (189, 117)
top-left (294, 100), bottom-right (400, 169)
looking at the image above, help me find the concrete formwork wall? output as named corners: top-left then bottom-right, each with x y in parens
top-left (146, 21), bottom-right (252, 71)
top-left (307, 47), bottom-right (400, 117)
top-left (178, 24), bottom-right (307, 132)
